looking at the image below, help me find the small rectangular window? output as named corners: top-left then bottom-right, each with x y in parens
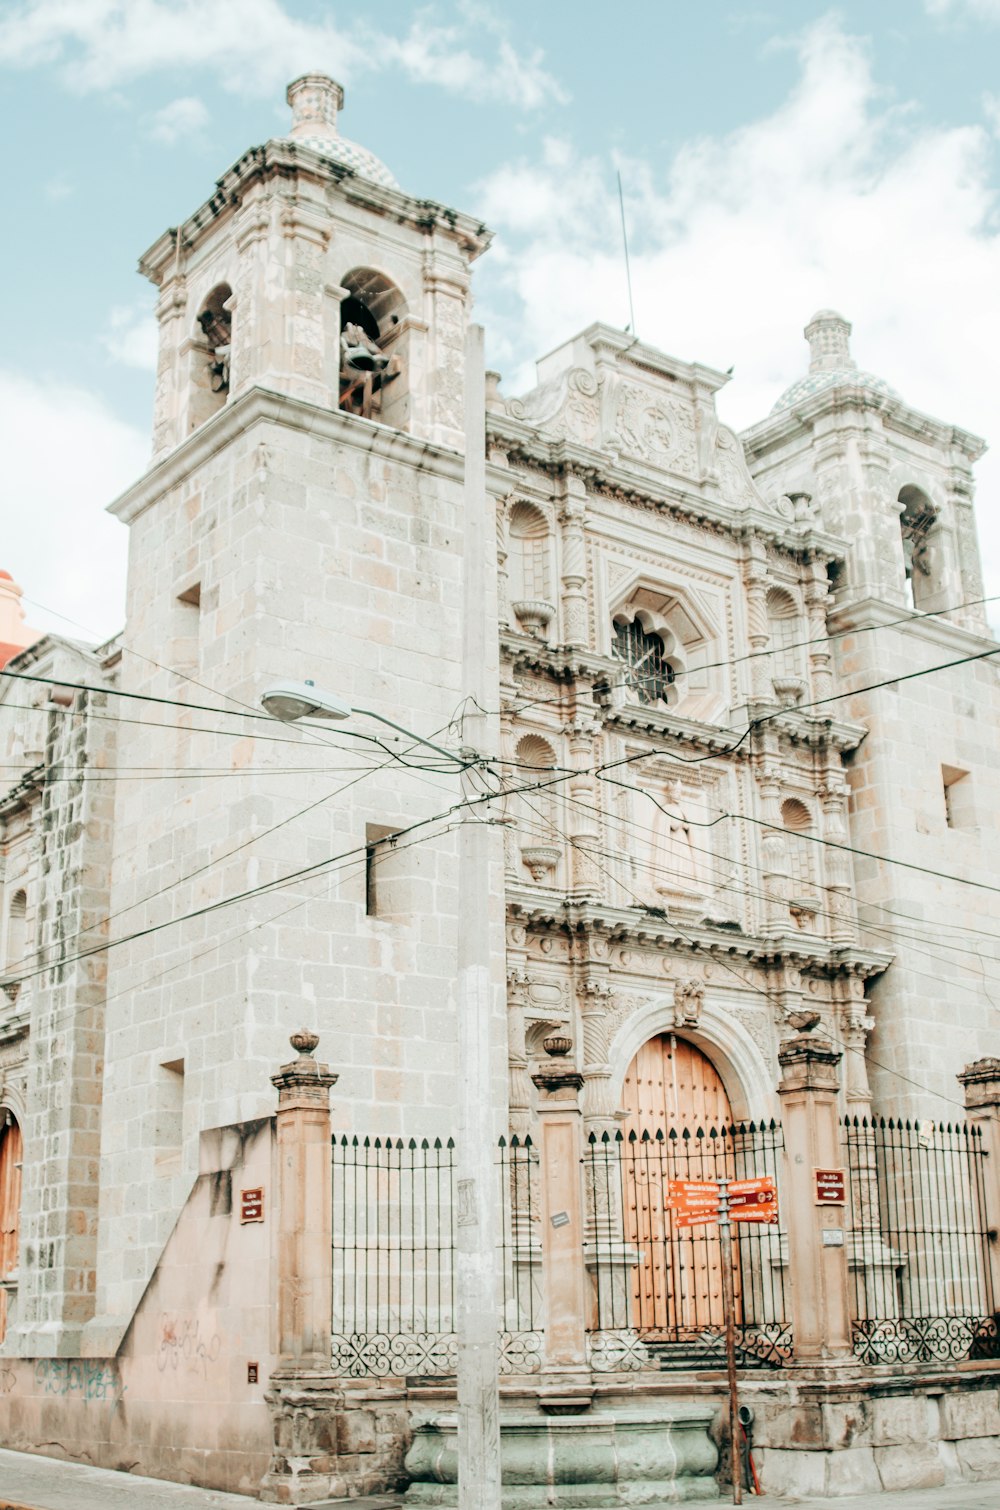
top-left (155, 1058), bottom-right (185, 1172)
top-left (365, 824), bottom-right (400, 917)
top-left (942, 765), bottom-right (974, 830)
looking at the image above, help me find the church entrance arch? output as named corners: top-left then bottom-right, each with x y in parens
top-left (621, 1032), bottom-right (737, 1337)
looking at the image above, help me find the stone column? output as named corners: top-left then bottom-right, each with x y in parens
top-left (532, 1038), bottom-right (590, 1383)
top-left (804, 564), bottom-right (834, 701)
top-left (271, 1030), bottom-right (338, 1367)
top-left (260, 1030), bottom-right (344, 1506)
top-left (777, 1035), bottom-right (854, 1365)
top-left (958, 1059), bottom-right (1000, 1309)
top-left (558, 476), bottom-right (589, 648)
top-left (743, 537), bottom-right (772, 701)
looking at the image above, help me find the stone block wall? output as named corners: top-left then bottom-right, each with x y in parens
top-left (749, 1373), bottom-right (1000, 1497)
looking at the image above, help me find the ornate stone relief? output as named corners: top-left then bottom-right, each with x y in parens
top-left (673, 979), bottom-right (703, 1029)
top-left (507, 367), bottom-right (601, 446)
top-left (713, 427), bottom-right (763, 509)
top-left (610, 382), bottom-right (698, 476)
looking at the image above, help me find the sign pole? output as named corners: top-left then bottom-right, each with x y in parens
top-left (717, 1178), bottom-right (742, 1506)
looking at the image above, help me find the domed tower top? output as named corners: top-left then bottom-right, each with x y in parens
top-left (281, 73), bottom-right (398, 189)
top-left (804, 309), bottom-right (855, 373)
top-left (771, 309), bottom-right (900, 412)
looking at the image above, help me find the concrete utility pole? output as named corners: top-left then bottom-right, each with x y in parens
top-left (455, 323), bottom-right (502, 1509)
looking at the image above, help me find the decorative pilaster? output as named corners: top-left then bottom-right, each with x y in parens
top-left (777, 1035), bottom-right (854, 1365)
top-left (558, 476), bottom-right (589, 647)
top-left (743, 536), bottom-right (771, 701)
top-left (565, 710), bottom-right (601, 897)
top-left (804, 564), bottom-right (834, 701)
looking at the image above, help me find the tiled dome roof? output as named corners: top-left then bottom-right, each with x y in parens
top-left (280, 74), bottom-right (398, 190)
top-left (771, 309), bottom-right (901, 414)
top-left (772, 367), bottom-right (900, 413)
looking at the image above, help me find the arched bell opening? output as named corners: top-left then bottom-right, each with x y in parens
top-left (0, 1108), bottom-right (23, 1345)
top-left (189, 283), bottom-right (233, 432)
top-left (338, 268), bottom-right (408, 429)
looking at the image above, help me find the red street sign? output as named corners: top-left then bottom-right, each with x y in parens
top-left (728, 1175), bottom-right (778, 1223)
top-left (815, 1168), bottom-right (846, 1205)
top-left (241, 1187), bottom-right (265, 1223)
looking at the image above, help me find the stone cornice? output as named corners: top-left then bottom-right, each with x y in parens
top-left (486, 415), bottom-right (847, 561)
top-left (107, 386), bottom-right (465, 525)
top-left (827, 596), bottom-right (998, 659)
top-left (0, 765), bottom-right (44, 821)
top-left (741, 384), bottom-right (986, 465)
top-left (507, 891), bottom-right (893, 979)
top-left (139, 140), bottom-right (491, 282)
top-left (741, 702), bottom-right (869, 753)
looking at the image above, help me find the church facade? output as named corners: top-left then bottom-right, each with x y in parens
top-left (1, 75), bottom-right (1000, 1503)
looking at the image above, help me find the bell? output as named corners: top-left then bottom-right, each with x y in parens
top-left (343, 346), bottom-right (389, 373)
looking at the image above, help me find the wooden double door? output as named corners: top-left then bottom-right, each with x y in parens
top-left (622, 1033), bottom-right (736, 1336)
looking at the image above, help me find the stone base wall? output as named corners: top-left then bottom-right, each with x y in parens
top-left (0, 1117), bottom-right (276, 1497)
top-left (746, 1368), bottom-right (1000, 1497)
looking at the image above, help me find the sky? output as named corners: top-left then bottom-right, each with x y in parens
top-left (3, 0), bottom-right (1000, 643)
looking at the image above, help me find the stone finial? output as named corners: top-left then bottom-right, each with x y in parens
top-left (543, 1034), bottom-right (573, 1058)
top-left (271, 1028), bottom-right (338, 1107)
top-left (777, 1033), bottom-right (842, 1094)
top-left (286, 73), bottom-right (344, 140)
top-left (959, 1057), bottom-right (1000, 1109)
top-left (804, 310), bottom-right (855, 374)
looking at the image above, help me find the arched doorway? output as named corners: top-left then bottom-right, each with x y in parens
top-left (621, 1033), bottom-right (735, 1337)
top-left (0, 1111), bottom-right (23, 1344)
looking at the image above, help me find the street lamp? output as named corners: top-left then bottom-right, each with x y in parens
top-left (260, 678), bottom-right (462, 766)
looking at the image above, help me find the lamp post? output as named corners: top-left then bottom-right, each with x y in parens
top-left (258, 314), bottom-right (502, 1510)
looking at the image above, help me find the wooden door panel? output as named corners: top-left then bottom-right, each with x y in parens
top-left (622, 1034), bottom-right (735, 1335)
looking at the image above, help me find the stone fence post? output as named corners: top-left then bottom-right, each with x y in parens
top-left (958, 1058), bottom-right (1000, 1308)
top-left (260, 1030), bottom-right (344, 1506)
top-left (271, 1029), bottom-right (339, 1368)
top-left (531, 1036), bottom-right (590, 1389)
top-left (777, 1034), bottom-right (854, 1365)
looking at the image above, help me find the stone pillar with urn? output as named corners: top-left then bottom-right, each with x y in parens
top-left (776, 1033), bottom-right (854, 1366)
top-left (260, 1031), bottom-right (343, 1505)
top-left (958, 1058), bottom-right (1000, 1312)
top-left (743, 535), bottom-right (772, 702)
top-left (531, 1036), bottom-right (592, 1398)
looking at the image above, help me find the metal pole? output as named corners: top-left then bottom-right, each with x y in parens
top-left (718, 1179), bottom-right (742, 1506)
top-left (456, 322), bottom-right (502, 1510)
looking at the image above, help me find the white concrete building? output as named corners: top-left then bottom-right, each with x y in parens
top-left (1, 75), bottom-right (999, 1504)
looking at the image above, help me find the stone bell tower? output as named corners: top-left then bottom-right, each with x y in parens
top-left (85, 78), bottom-right (501, 1347)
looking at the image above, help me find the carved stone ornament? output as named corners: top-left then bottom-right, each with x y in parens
top-left (512, 599), bottom-right (555, 635)
top-left (521, 844), bottom-right (561, 881)
top-left (673, 979), bottom-right (703, 1029)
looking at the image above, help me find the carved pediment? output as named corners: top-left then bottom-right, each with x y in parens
top-left (608, 380), bottom-right (698, 476)
top-left (507, 367), bottom-right (601, 446)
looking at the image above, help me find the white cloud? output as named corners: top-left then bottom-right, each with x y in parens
top-left (101, 304), bottom-right (158, 371)
top-left (0, 0), bottom-right (564, 109)
top-left (0, 371), bottom-right (145, 642)
top-left (926, 0), bottom-right (1000, 16)
top-left (42, 174), bottom-right (73, 201)
top-left (147, 94), bottom-right (209, 145)
top-left (477, 15), bottom-right (1000, 604)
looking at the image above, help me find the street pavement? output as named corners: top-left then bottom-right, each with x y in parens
top-left (1, 1447), bottom-right (999, 1509)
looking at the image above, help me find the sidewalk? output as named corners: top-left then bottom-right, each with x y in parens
top-left (1, 1448), bottom-right (999, 1510)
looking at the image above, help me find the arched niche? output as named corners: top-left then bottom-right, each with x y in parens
top-left (338, 267), bottom-right (409, 429)
top-left (513, 733), bottom-right (562, 883)
top-left (189, 283), bottom-right (232, 431)
top-left (607, 991), bottom-right (775, 1126)
top-left (765, 586), bottom-right (804, 698)
top-left (5, 889), bottom-right (27, 973)
top-left (897, 484), bottom-right (941, 611)
top-left (508, 503), bottom-right (554, 636)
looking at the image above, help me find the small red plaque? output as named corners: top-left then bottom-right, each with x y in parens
top-left (815, 1168), bottom-right (846, 1205)
top-left (247, 1362), bottom-right (259, 1384)
top-left (241, 1187), bottom-right (264, 1223)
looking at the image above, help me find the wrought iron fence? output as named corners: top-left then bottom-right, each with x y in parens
top-left (330, 1133), bottom-right (541, 1377)
top-left (843, 1116), bottom-right (999, 1364)
top-left (584, 1122), bottom-right (791, 1372)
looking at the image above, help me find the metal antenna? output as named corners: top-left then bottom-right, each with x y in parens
top-left (617, 169), bottom-right (636, 335)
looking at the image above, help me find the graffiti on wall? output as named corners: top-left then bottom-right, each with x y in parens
top-left (33, 1359), bottom-right (126, 1414)
top-left (156, 1313), bottom-right (222, 1379)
